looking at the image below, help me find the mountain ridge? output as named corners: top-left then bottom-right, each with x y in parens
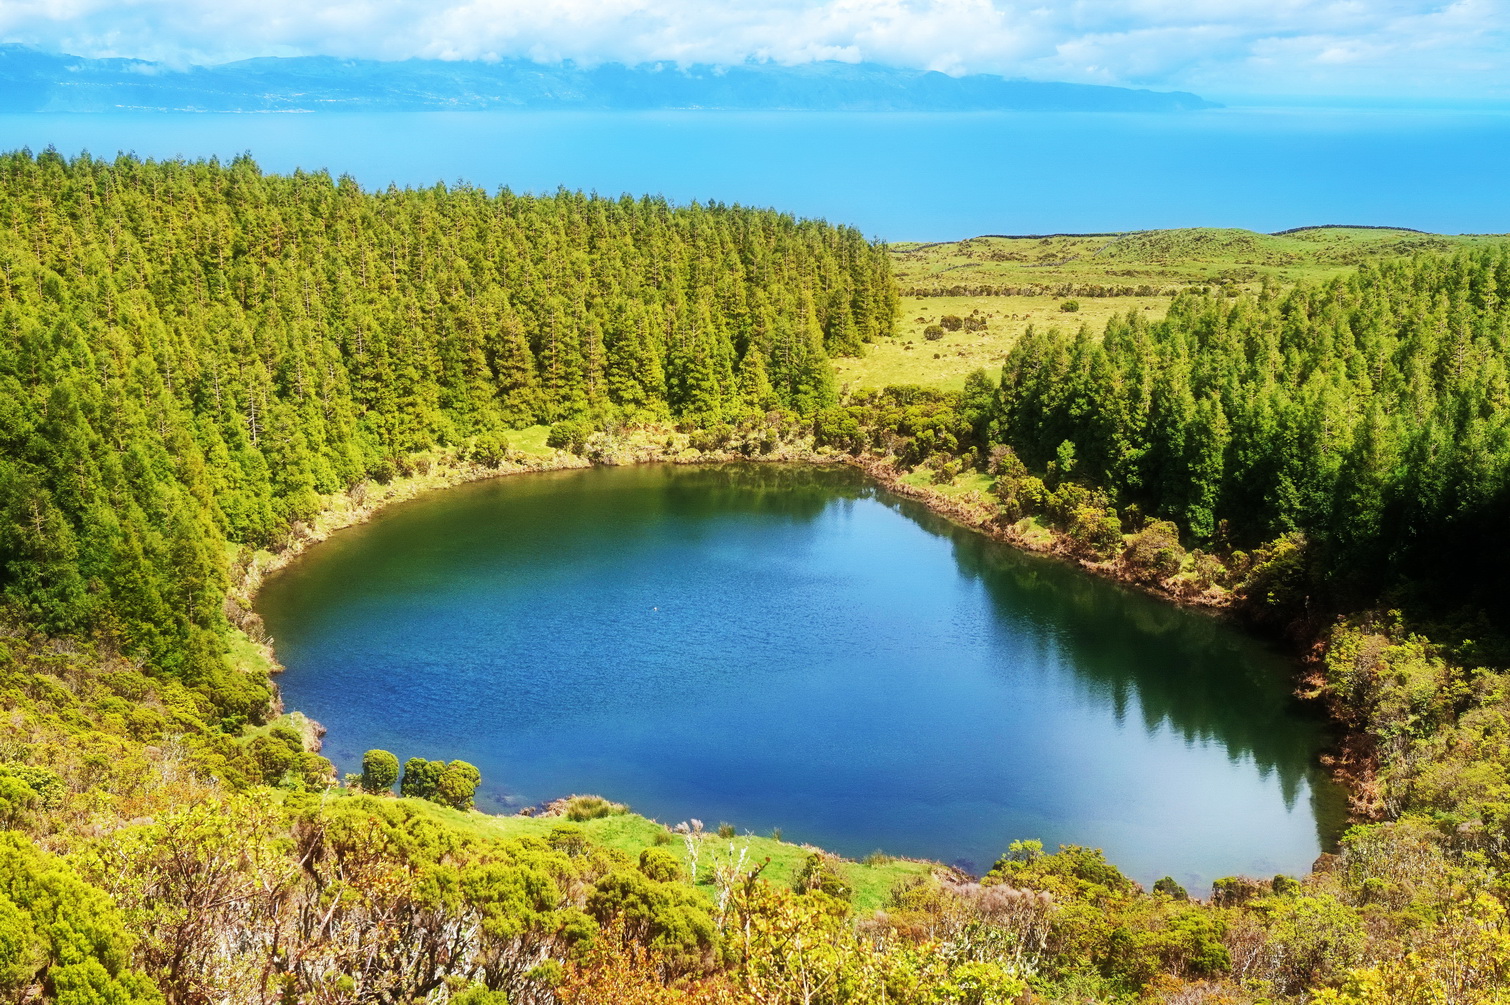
top-left (0, 44), bottom-right (1216, 113)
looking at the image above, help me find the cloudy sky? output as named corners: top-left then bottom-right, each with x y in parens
top-left (3, 0), bottom-right (1506, 100)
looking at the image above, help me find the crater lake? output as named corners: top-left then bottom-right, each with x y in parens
top-left (257, 464), bottom-right (1347, 889)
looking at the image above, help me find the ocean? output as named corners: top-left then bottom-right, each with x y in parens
top-left (1, 106), bottom-right (1506, 240)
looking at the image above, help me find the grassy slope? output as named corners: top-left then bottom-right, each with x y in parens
top-left (834, 294), bottom-right (1162, 392)
top-left (836, 227), bottom-right (1509, 392)
top-left (889, 226), bottom-right (1505, 294)
top-left (406, 798), bottom-right (934, 912)
top-left (507, 425), bottom-right (555, 456)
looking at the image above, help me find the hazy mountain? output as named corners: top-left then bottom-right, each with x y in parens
top-left (0, 45), bottom-right (1215, 113)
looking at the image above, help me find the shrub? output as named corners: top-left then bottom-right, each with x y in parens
top-left (688, 423), bottom-right (734, 453)
top-left (813, 407), bottom-right (867, 454)
top-left (940, 314), bottom-right (964, 331)
top-left (1069, 505), bottom-right (1124, 560)
top-left (1239, 532), bottom-right (1311, 613)
top-left (467, 430), bottom-right (510, 467)
top-left (0, 834), bottom-right (159, 1004)
top-left (548, 824), bottom-right (590, 856)
top-left (794, 852), bottom-right (853, 900)
top-left (248, 733), bottom-right (301, 785)
top-left (434, 760), bottom-right (482, 810)
top-left (1059, 299), bottom-right (1080, 312)
top-left (988, 444), bottom-right (1029, 479)
top-left (546, 418), bottom-right (594, 455)
top-left (393, 756), bottom-right (480, 808)
top-left (1123, 520), bottom-right (1186, 582)
top-left (1252, 893), bottom-right (1366, 994)
top-left (638, 847), bottom-right (683, 883)
top-left (0, 765), bottom-right (64, 830)
top-left (586, 870), bottom-right (716, 973)
top-left (400, 757), bottom-right (444, 799)
top-left (1188, 549), bottom-right (1226, 592)
top-left (360, 749), bottom-right (399, 794)
top-left (931, 458), bottom-right (962, 484)
top-left (548, 794), bottom-right (629, 821)
top-left (923, 325), bottom-right (945, 341)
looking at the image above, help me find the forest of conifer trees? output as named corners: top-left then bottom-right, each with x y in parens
top-left (982, 249), bottom-right (1510, 613)
top-left (0, 148), bottom-right (896, 702)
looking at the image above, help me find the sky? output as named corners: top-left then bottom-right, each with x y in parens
top-left (2, 0), bottom-right (1507, 102)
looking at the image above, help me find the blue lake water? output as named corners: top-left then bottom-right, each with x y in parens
top-left (257, 464), bottom-right (1347, 890)
top-left (1, 107), bottom-right (1507, 239)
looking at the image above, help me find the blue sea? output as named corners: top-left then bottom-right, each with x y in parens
top-left (1, 107), bottom-right (1506, 240)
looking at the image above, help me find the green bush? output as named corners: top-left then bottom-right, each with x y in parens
top-left (0, 764), bottom-right (64, 829)
top-left (0, 833), bottom-right (160, 1003)
top-left (586, 870), bottom-right (715, 973)
top-left (361, 749), bottom-right (400, 794)
top-left (1123, 520), bottom-right (1185, 583)
top-left (638, 848), bottom-right (683, 883)
top-left (546, 419), bottom-right (594, 455)
top-left (400, 757), bottom-right (445, 799)
top-left (553, 795), bottom-right (628, 821)
top-left (400, 758), bottom-right (481, 809)
top-left (793, 852), bottom-right (852, 901)
top-left (467, 430), bottom-right (511, 467)
top-left (435, 760), bottom-right (482, 810)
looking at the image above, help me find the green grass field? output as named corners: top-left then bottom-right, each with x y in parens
top-left (835, 294), bottom-right (1165, 391)
top-left (405, 798), bottom-right (936, 911)
top-left (506, 424), bottom-right (554, 456)
top-left (889, 225), bottom-right (1506, 296)
top-left (840, 226), bottom-right (1510, 392)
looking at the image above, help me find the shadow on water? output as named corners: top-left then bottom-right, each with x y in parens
top-left (879, 488), bottom-right (1350, 854)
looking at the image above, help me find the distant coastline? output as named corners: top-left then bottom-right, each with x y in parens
top-left (0, 44), bottom-right (1214, 114)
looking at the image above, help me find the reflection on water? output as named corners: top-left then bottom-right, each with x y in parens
top-left (259, 463), bottom-right (1346, 890)
top-left (905, 498), bottom-right (1346, 835)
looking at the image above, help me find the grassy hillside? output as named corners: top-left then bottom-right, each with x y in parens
top-left (890, 225), bottom-right (1507, 296)
top-left (834, 293), bottom-right (1162, 391)
top-left (838, 226), bottom-right (1510, 391)
top-left (409, 798), bottom-right (936, 912)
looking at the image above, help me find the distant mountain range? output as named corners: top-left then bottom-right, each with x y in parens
top-left (0, 45), bottom-right (1215, 114)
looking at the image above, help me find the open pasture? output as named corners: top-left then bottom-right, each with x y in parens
top-left (835, 294), bottom-right (1166, 391)
top-left (889, 226), bottom-right (1506, 296)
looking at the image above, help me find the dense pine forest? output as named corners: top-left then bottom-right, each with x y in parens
top-left (988, 253), bottom-right (1510, 609)
top-left (3, 148), bottom-right (1510, 1004)
top-left (0, 148), bottom-right (894, 696)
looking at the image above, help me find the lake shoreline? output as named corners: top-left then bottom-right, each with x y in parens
top-left (241, 432), bottom-right (1365, 867)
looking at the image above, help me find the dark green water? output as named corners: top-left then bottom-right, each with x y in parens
top-left (259, 463), bottom-right (1347, 889)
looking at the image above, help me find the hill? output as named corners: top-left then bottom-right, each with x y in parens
top-left (890, 225), bottom-right (1507, 297)
top-left (839, 226), bottom-right (1510, 391)
top-left (0, 44), bottom-right (1215, 113)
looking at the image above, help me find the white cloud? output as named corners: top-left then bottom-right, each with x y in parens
top-left (1, 0), bottom-right (1506, 99)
